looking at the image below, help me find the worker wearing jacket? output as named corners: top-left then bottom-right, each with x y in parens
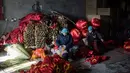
top-left (56, 28), bottom-right (73, 52)
top-left (86, 26), bottom-right (104, 54)
top-left (56, 28), bottom-right (73, 60)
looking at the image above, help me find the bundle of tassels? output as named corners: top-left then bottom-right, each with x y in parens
top-left (19, 12), bottom-right (43, 32)
top-left (85, 55), bottom-right (110, 65)
top-left (21, 54), bottom-right (76, 73)
top-left (124, 40), bottom-right (130, 52)
top-left (4, 28), bottom-right (24, 44)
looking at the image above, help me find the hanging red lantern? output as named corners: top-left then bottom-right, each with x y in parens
top-left (76, 20), bottom-right (88, 30)
top-left (91, 18), bottom-right (100, 27)
top-left (70, 28), bottom-right (82, 44)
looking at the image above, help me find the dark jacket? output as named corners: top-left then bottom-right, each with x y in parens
top-left (86, 30), bottom-right (103, 45)
top-left (56, 34), bottom-right (73, 50)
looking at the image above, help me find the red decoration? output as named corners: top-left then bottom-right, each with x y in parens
top-left (70, 28), bottom-right (82, 45)
top-left (0, 12), bottom-right (43, 46)
top-left (81, 29), bottom-right (88, 37)
top-left (53, 41), bottom-right (58, 50)
top-left (86, 56), bottom-right (110, 65)
top-left (4, 28), bottom-right (24, 44)
top-left (91, 18), bottom-right (100, 27)
top-left (76, 20), bottom-right (87, 30)
top-left (49, 23), bottom-right (57, 29)
top-left (124, 40), bottom-right (130, 52)
top-left (21, 54), bottom-right (75, 73)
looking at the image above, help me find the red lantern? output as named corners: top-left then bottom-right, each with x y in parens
top-left (81, 29), bottom-right (88, 37)
top-left (76, 20), bottom-right (87, 30)
top-left (91, 18), bottom-right (100, 27)
top-left (70, 28), bottom-right (82, 44)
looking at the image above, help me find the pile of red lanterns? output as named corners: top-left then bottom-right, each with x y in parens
top-left (70, 18), bottom-right (101, 45)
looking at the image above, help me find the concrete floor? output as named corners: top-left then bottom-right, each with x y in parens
top-left (0, 48), bottom-right (130, 73)
top-left (74, 48), bottom-right (130, 73)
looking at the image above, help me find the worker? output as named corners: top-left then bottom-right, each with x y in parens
top-left (86, 26), bottom-right (104, 54)
top-left (56, 28), bottom-right (73, 60)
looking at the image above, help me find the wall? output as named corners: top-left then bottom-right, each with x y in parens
top-left (0, 0), bottom-right (86, 36)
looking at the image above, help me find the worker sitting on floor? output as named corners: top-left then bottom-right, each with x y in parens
top-left (55, 28), bottom-right (74, 60)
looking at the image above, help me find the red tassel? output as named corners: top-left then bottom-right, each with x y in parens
top-left (21, 55), bottom-right (75, 73)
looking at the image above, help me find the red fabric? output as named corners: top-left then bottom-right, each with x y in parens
top-left (31, 48), bottom-right (46, 60)
top-left (33, 48), bottom-right (45, 57)
top-left (86, 56), bottom-right (110, 65)
top-left (76, 20), bottom-right (87, 30)
top-left (49, 23), bottom-right (57, 29)
top-left (21, 54), bottom-right (75, 73)
top-left (91, 18), bottom-right (100, 27)
top-left (54, 41), bottom-right (58, 50)
top-left (70, 28), bottom-right (82, 45)
top-left (19, 12), bottom-right (43, 23)
top-left (19, 12), bottom-right (43, 32)
top-left (124, 40), bottom-right (130, 52)
top-left (0, 12), bottom-right (43, 48)
top-left (4, 28), bottom-right (24, 44)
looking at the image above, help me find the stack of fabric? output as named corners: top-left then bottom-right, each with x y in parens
top-left (20, 54), bottom-right (75, 73)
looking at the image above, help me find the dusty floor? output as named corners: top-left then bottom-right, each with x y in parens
top-left (0, 48), bottom-right (130, 73)
top-left (75, 48), bottom-right (130, 73)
